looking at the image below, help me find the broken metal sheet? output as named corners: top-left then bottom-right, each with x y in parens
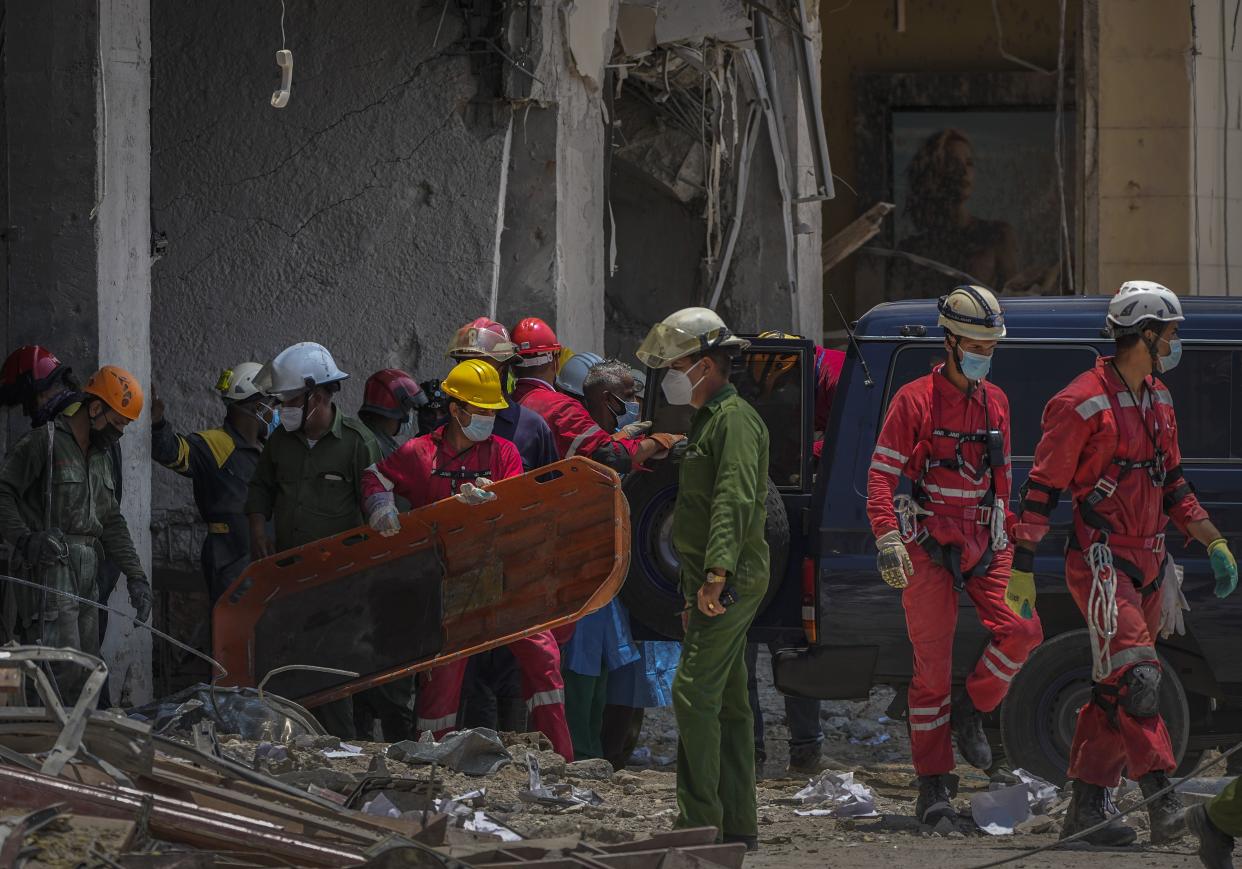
top-left (0, 765), bottom-right (365, 866)
top-left (128, 683), bottom-right (324, 742)
top-left (214, 458), bottom-right (629, 708)
top-left (0, 803), bottom-right (69, 867)
top-left (387, 728), bottom-right (512, 777)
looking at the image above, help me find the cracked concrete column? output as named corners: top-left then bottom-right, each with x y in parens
top-left (495, 0), bottom-right (618, 353)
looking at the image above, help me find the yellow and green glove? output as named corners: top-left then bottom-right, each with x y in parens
top-left (1208, 538), bottom-right (1237, 599)
top-left (1005, 546), bottom-right (1037, 619)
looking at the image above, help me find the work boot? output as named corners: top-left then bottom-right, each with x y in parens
top-left (1139, 770), bottom-right (1186, 844)
top-left (722, 833), bottom-right (759, 852)
top-left (915, 774), bottom-right (958, 825)
top-left (951, 691), bottom-right (992, 770)
top-left (788, 743), bottom-right (825, 777)
top-left (1186, 803), bottom-right (1236, 869)
top-left (1059, 780), bottom-right (1137, 846)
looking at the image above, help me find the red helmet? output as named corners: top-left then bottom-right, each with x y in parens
top-left (361, 368), bottom-right (427, 419)
top-left (511, 317), bottom-right (561, 368)
top-left (0, 345), bottom-right (71, 412)
top-left (446, 317), bottom-right (518, 362)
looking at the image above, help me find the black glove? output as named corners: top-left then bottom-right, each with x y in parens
top-left (19, 529), bottom-right (69, 568)
top-left (128, 578), bottom-right (152, 624)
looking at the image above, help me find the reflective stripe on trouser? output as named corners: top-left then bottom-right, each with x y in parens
top-left (20, 539), bottom-right (100, 706)
top-left (902, 545), bottom-right (1043, 777)
top-left (1207, 775), bottom-right (1242, 836)
top-left (1063, 547), bottom-right (1175, 787)
top-left (673, 571), bottom-right (766, 839)
top-left (416, 630), bottom-right (573, 760)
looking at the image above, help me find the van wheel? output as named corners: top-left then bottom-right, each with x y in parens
top-left (999, 629), bottom-right (1189, 786)
top-left (620, 461), bottom-right (789, 639)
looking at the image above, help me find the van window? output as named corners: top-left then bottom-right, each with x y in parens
top-left (1158, 347), bottom-right (1235, 460)
top-left (885, 343), bottom-right (1100, 458)
top-left (735, 351), bottom-right (806, 488)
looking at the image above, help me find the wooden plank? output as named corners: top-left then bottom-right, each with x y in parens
top-left (592, 845), bottom-right (747, 869)
top-left (599, 829), bottom-right (719, 853)
top-left (821, 202), bottom-right (894, 274)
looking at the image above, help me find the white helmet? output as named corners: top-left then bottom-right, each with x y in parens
top-left (1106, 280), bottom-right (1184, 336)
top-left (937, 285), bottom-right (1006, 341)
top-left (555, 351), bottom-right (605, 397)
top-left (216, 362), bottom-right (267, 402)
top-left (258, 342), bottom-right (349, 398)
top-left (635, 307), bottom-right (751, 369)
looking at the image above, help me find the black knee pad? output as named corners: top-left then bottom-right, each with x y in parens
top-left (1121, 662), bottom-right (1161, 717)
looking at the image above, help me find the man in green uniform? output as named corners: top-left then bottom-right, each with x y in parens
top-left (1188, 785), bottom-right (1242, 867)
top-left (151, 362), bottom-right (276, 604)
top-left (636, 307), bottom-right (768, 849)
top-left (0, 365), bottom-right (153, 702)
top-left (245, 342), bottom-right (380, 739)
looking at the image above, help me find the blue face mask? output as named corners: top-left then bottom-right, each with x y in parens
top-left (614, 399), bottom-right (641, 431)
top-left (267, 409), bottom-right (281, 437)
top-left (1157, 338), bottom-right (1182, 373)
top-left (958, 348), bottom-right (992, 381)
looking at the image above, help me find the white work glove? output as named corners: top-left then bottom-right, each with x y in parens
top-left (454, 478), bottom-right (497, 506)
top-left (616, 420), bottom-right (652, 440)
top-left (876, 530), bottom-right (915, 589)
top-left (365, 493), bottom-right (401, 537)
top-left (1158, 557), bottom-right (1189, 639)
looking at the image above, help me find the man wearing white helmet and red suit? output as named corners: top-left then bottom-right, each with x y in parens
top-left (1010, 280), bottom-right (1238, 846)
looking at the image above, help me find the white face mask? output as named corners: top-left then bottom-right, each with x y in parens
top-left (456, 408), bottom-right (495, 442)
top-left (661, 360), bottom-right (704, 406)
top-left (280, 405), bottom-right (303, 432)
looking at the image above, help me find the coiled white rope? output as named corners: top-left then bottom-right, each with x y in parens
top-left (1085, 541), bottom-right (1119, 682)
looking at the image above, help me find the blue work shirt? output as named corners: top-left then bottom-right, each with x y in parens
top-left (494, 400), bottom-right (557, 472)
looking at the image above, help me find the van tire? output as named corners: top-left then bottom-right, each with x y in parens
top-left (999, 629), bottom-right (1189, 786)
top-left (621, 461), bottom-right (789, 639)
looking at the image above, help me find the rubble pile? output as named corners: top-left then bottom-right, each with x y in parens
top-left (0, 646), bottom-right (745, 868)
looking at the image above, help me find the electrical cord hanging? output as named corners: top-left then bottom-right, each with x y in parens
top-left (969, 736), bottom-right (1242, 868)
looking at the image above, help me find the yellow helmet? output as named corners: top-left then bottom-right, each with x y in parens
top-left (441, 359), bottom-right (508, 410)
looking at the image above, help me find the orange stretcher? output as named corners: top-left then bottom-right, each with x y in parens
top-left (212, 457), bottom-right (629, 708)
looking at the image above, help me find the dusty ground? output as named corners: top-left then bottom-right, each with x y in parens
top-left (199, 647), bottom-right (1217, 868)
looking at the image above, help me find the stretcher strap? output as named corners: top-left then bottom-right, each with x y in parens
top-left (1085, 541), bottom-right (1119, 682)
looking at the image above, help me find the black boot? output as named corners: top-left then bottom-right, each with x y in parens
top-left (1060, 780), bottom-right (1137, 846)
top-left (1139, 770), bottom-right (1186, 844)
top-left (951, 691), bottom-right (992, 770)
top-left (916, 774), bottom-right (958, 825)
top-left (788, 743), bottom-right (825, 776)
top-left (1186, 803), bottom-right (1236, 869)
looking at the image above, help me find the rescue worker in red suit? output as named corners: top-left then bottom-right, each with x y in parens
top-left (867, 286), bottom-right (1043, 826)
top-left (509, 318), bottom-right (675, 471)
top-left (1009, 280), bottom-right (1238, 846)
top-left (360, 359), bottom-right (574, 760)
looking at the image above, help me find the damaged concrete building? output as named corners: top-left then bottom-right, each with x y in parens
top-left (0, 0), bottom-right (829, 700)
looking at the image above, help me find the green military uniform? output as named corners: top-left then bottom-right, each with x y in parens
top-left (353, 418), bottom-right (415, 742)
top-left (0, 413), bottom-right (147, 701)
top-left (152, 419), bottom-right (261, 602)
top-left (671, 383), bottom-right (769, 840)
top-left (244, 406), bottom-right (380, 738)
top-left (1206, 778), bottom-right (1242, 835)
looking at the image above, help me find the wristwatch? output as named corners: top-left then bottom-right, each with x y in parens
top-left (705, 568), bottom-right (727, 584)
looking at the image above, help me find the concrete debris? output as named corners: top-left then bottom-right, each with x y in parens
top-left (387, 727), bottom-right (513, 776)
top-left (0, 646), bottom-right (750, 867)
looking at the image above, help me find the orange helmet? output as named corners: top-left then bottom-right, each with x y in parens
top-left (84, 365), bottom-right (144, 420)
top-left (511, 317), bottom-right (561, 367)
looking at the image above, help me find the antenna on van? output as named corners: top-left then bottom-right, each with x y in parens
top-left (829, 295), bottom-right (875, 388)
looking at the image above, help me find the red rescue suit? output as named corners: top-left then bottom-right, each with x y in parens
top-left (812, 346), bottom-right (845, 460)
top-left (512, 378), bottom-right (635, 472)
top-left (1015, 358), bottom-right (1206, 787)
top-left (867, 366), bottom-right (1043, 776)
top-left (361, 426), bottom-right (573, 760)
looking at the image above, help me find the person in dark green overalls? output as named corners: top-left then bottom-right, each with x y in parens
top-left (636, 307), bottom-right (768, 850)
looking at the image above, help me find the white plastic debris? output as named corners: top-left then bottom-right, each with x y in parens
top-left (792, 770), bottom-right (878, 818)
top-left (466, 811), bottom-right (522, 842)
top-left (1013, 768), bottom-right (1061, 815)
top-left (970, 783), bottom-right (1031, 835)
top-left (321, 742), bottom-right (363, 759)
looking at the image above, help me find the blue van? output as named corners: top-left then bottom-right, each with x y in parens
top-left (622, 295), bottom-right (1242, 784)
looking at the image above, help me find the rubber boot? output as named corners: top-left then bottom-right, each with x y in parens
top-left (1186, 803), bottom-right (1236, 869)
top-left (951, 691), bottom-right (992, 770)
top-left (1139, 770), bottom-right (1186, 844)
top-left (916, 774), bottom-right (958, 825)
top-left (1059, 780), bottom-right (1137, 846)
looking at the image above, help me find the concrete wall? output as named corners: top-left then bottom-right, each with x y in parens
top-left (1187, 0), bottom-right (1242, 294)
top-left (150, 2), bottom-right (511, 525)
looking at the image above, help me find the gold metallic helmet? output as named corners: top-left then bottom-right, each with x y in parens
top-left (937, 285), bottom-right (1006, 341)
